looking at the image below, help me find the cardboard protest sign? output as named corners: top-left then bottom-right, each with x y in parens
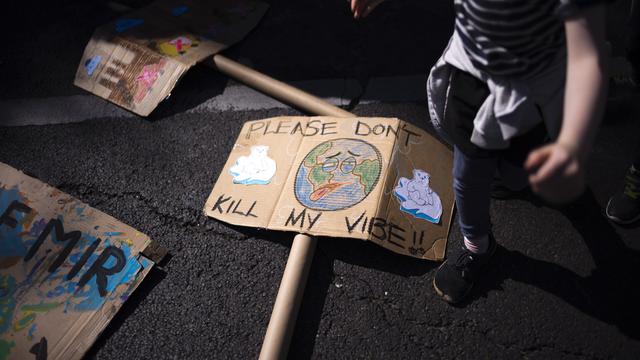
top-left (0, 162), bottom-right (154, 360)
top-left (74, 0), bottom-right (268, 116)
top-left (204, 116), bottom-right (454, 260)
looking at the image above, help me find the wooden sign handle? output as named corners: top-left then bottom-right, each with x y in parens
top-left (258, 234), bottom-right (317, 360)
top-left (210, 54), bottom-right (355, 360)
top-left (209, 55), bottom-right (354, 118)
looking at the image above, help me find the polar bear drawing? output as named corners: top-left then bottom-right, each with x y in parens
top-left (229, 145), bottom-right (276, 185)
top-left (394, 169), bottom-right (442, 224)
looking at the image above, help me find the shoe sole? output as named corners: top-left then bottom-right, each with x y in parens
top-left (433, 278), bottom-right (456, 304)
top-left (605, 198), bottom-right (640, 225)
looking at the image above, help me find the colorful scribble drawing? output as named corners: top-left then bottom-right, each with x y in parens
top-left (157, 35), bottom-right (199, 56)
top-left (84, 56), bottom-right (101, 76)
top-left (229, 146), bottom-right (276, 185)
top-left (98, 40), bottom-right (167, 107)
top-left (294, 139), bottom-right (382, 211)
top-left (0, 183), bottom-right (152, 358)
top-left (394, 169), bottom-right (442, 224)
top-left (133, 60), bottom-right (166, 103)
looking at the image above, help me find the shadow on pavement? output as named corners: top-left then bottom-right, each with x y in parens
top-left (85, 265), bottom-right (168, 358)
top-left (472, 189), bottom-right (640, 340)
top-left (149, 65), bottom-right (229, 120)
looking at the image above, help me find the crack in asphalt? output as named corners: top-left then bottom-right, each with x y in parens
top-left (55, 182), bottom-right (248, 241)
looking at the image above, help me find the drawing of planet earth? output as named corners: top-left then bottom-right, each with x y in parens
top-left (294, 138), bottom-right (382, 211)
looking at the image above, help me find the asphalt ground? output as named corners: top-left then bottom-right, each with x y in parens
top-left (2, 0), bottom-right (640, 359)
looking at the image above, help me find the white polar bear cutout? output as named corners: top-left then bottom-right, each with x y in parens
top-left (229, 145), bottom-right (277, 185)
top-left (394, 169), bottom-right (442, 224)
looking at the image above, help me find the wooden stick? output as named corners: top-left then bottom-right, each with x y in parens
top-left (208, 55), bottom-right (354, 118)
top-left (208, 54), bottom-right (355, 359)
top-left (257, 234), bottom-right (316, 360)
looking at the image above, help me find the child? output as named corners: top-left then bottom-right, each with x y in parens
top-left (350, 0), bottom-right (610, 303)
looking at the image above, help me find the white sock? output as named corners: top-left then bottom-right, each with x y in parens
top-left (464, 235), bottom-right (489, 254)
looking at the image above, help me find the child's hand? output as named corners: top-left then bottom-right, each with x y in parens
top-left (350, 0), bottom-right (385, 19)
top-left (524, 142), bottom-right (586, 204)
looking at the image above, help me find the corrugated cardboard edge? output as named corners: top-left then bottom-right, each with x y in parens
top-left (73, 0), bottom-right (270, 117)
top-left (367, 119), bottom-right (453, 261)
top-left (57, 254), bottom-right (154, 360)
top-left (0, 162), bottom-right (161, 360)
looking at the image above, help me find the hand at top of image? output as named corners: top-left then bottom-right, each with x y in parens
top-left (349, 0), bottom-right (385, 19)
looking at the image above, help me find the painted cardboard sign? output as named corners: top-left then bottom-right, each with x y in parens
top-left (203, 117), bottom-right (455, 260)
top-left (74, 0), bottom-right (269, 116)
top-left (0, 162), bottom-right (154, 360)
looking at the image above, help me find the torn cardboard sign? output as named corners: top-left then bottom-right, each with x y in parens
top-left (74, 0), bottom-right (268, 116)
top-left (204, 117), bottom-right (455, 260)
top-left (0, 162), bottom-right (154, 360)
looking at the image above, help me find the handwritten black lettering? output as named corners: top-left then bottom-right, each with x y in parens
top-left (212, 195), bottom-right (232, 214)
top-left (291, 121), bottom-right (305, 136)
top-left (372, 124), bottom-right (385, 135)
top-left (369, 217), bottom-right (387, 241)
top-left (0, 200), bottom-right (32, 229)
top-left (355, 120), bottom-right (371, 136)
top-left (25, 219), bottom-right (81, 265)
top-left (321, 122), bottom-right (338, 135)
top-left (307, 212), bottom-right (322, 230)
top-left (232, 199), bottom-right (244, 215)
top-left (285, 208), bottom-right (321, 230)
top-left (400, 124), bottom-right (421, 146)
top-left (412, 230), bottom-right (425, 246)
top-left (262, 120), bottom-right (274, 135)
top-left (245, 201), bottom-right (258, 218)
top-left (78, 246), bottom-right (125, 297)
top-left (276, 119), bottom-right (292, 134)
top-left (386, 124), bottom-right (398, 138)
top-left (388, 223), bottom-right (406, 248)
top-left (226, 200), bottom-right (236, 214)
top-left (285, 208), bottom-right (306, 228)
top-left (345, 211), bottom-right (367, 233)
top-left (305, 120), bottom-right (320, 136)
top-left (66, 238), bottom-right (101, 280)
top-left (246, 121), bottom-right (265, 140)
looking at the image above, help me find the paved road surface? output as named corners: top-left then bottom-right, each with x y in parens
top-left (1, 0), bottom-right (640, 358)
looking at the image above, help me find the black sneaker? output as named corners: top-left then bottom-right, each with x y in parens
top-left (606, 165), bottom-right (640, 225)
top-left (433, 233), bottom-right (497, 304)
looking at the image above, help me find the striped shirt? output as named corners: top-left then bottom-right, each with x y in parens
top-left (454, 0), bottom-right (606, 78)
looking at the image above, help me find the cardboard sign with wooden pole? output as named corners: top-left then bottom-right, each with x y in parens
top-left (203, 55), bottom-right (455, 359)
top-left (204, 116), bottom-right (454, 359)
top-left (74, 0), bottom-right (269, 116)
top-left (0, 162), bottom-right (155, 360)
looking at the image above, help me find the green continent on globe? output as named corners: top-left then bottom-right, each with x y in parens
top-left (353, 159), bottom-right (381, 194)
top-left (308, 165), bottom-right (333, 190)
top-left (303, 142), bottom-right (333, 189)
top-left (303, 142), bottom-right (332, 167)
